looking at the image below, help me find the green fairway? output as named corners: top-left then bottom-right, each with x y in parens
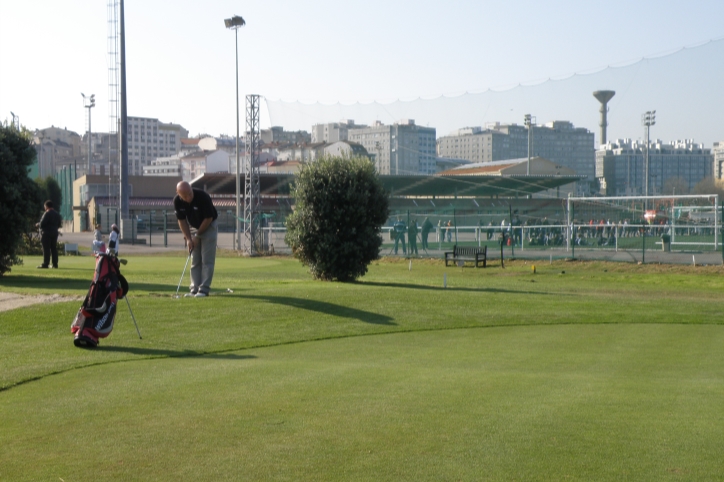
top-left (1, 255), bottom-right (723, 480)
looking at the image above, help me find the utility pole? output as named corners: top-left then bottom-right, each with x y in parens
top-left (82, 93), bottom-right (95, 175)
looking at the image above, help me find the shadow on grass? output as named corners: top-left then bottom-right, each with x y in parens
top-left (98, 345), bottom-right (256, 360)
top-left (0, 275), bottom-right (174, 293)
top-left (237, 295), bottom-right (395, 325)
top-left (358, 280), bottom-right (551, 296)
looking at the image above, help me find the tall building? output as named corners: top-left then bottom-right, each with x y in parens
top-left (33, 127), bottom-right (83, 178)
top-left (596, 139), bottom-right (713, 196)
top-left (261, 126), bottom-right (311, 144)
top-left (127, 117), bottom-right (188, 175)
top-left (311, 120), bottom-right (365, 143)
top-left (713, 141), bottom-right (724, 180)
top-left (81, 132), bottom-right (118, 176)
top-left (348, 120), bottom-right (437, 175)
top-left (436, 121), bottom-right (595, 193)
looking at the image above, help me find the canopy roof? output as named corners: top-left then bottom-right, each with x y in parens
top-left (190, 172), bottom-right (582, 198)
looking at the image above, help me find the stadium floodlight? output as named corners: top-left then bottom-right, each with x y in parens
top-left (524, 114), bottom-right (535, 175)
top-left (225, 14), bottom-right (246, 251)
top-left (641, 110), bottom-right (656, 200)
top-left (224, 15), bottom-right (245, 29)
top-left (82, 93), bottom-right (96, 175)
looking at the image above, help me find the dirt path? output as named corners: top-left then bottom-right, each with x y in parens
top-left (0, 292), bottom-right (81, 313)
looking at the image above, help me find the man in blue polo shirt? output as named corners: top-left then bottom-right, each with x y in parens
top-left (174, 181), bottom-right (218, 297)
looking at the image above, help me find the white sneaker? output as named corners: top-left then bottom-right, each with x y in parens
top-left (194, 292), bottom-right (208, 298)
top-left (184, 293), bottom-right (196, 298)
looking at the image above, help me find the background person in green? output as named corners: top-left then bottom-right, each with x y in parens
top-left (393, 218), bottom-right (406, 255)
top-left (408, 219), bottom-right (418, 256)
top-left (420, 217), bottom-right (433, 250)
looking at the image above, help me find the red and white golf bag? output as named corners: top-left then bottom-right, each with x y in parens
top-left (71, 253), bottom-right (128, 348)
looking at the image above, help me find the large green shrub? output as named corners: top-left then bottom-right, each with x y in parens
top-left (0, 123), bottom-right (43, 276)
top-left (36, 176), bottom-right (62, 209)
top-left (285, 156), bottom-right (389, 281)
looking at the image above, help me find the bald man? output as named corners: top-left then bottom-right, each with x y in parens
top-left (173, 181), bottom-right (218, 297)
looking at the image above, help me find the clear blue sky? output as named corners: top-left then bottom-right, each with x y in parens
top-left (1, 0), bottom-right (722, 145)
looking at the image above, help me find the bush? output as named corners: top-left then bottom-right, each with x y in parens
top-left (0, 123), bottom-right (44, 276)
top-left (285, 156), bottom-right (389, 281)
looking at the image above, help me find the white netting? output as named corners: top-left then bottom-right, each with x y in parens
top-left (266, 38), bottom-right (724, 147)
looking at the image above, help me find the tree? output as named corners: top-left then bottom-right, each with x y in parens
top-left (285, 155), bottom-right (389, 281)
top-left (36, 176), bottom-right (62, 209)
top-left (0, 123), bottom-right (44, 276)
top-left (692, 177), bottom-right (724, 198)
top-left (661, 176), bottom-right (689, 196)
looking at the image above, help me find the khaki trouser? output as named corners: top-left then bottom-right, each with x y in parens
top-left (189, 219), bottom-right (218, 295)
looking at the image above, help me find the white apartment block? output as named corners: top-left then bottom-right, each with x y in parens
top-left (142, 155), bottom-right (183, 177)
top-left (261, 126), bottom-right (311, 144)
top-left (437, 121), bottom-right (595, 183)
top-left (596, 139), bottom-right (712, 196)
top-left (127, 117), bottom-right (189, 175)
top-left (348, 120), bottom-right (436, 175)
top-left (311, 120), bottom-right (366, 143)
top-left (713, 141), bottom-right (724, 180)
top-left (181, 150), bottom-right (230, 182)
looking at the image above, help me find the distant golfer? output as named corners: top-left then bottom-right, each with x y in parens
top-left (174, 181), bottom-right (218, 297)
top-left (36, 200), bottom-right (62, 269)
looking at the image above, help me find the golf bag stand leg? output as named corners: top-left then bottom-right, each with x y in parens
top-left (125, 296), bottom-right (142, 339)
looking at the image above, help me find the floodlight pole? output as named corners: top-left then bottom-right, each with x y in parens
top-left (524, 114), bottom-right (534, 176)
top-left (82, 93), bottom-right (96, 175)
top-left (641, 110), bottom-right (656, 209)
top-left (225, 15), bottom-right (245, 251)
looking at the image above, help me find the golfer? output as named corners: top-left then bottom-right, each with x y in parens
top-left (36, 200), bottom-right (62, 269)
top-left (173, 181), bottom-right (218, 298)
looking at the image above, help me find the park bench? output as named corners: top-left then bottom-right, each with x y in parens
top-left (444, 245), bottom-right (487, 268)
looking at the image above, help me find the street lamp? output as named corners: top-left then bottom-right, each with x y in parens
top-left (82, 93), bottom-right (96, 176)
top-left (10, 111), bottom-right (19, 130)
top-left (641, 110), bottom-right (656, 200)
top-left (225, 14), bottom-right (245, 251)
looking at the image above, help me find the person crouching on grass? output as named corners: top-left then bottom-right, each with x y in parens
top-left (173, 181), bottom-right (218, 298)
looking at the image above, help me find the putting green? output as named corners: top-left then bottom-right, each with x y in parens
top-left (1, 324), bottom-right (723, 481)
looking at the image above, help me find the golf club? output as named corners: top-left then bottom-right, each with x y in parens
top-left (124, 296), bottom-right (142, 339)
top-left (172, 253), bottom-right (192, 299)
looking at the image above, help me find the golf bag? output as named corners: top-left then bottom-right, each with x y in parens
top-left (71, 253), bottom-right (128, 348)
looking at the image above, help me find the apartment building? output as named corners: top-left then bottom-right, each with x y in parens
top-left (348, 120), bottom-right (436, 175)
top-left (437, 121), bottom-right (595, 192)
top-left (311, 120), bottom-right (365, 143)
top-left (127, 117), bottom-right (189, 175)
top-left (713, 141), bottom-right (724, 180)
top-left (596, 139), bottom-right (713, 196)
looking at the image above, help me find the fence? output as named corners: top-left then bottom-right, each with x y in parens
top-left (93, 195), bottom-right (724, 265)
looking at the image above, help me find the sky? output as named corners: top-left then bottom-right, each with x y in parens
top-left (1, 0), bottom-right (723, 146)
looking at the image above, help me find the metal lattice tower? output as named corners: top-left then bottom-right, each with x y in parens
top-left (107, 0), bottom-right (120, 212)
top-left (243, 94), bottom-right (262, 255)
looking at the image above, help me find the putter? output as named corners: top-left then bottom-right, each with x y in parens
top-left (124, 296), bottom-right (142, 339)
top-left (173, 253), bottom-right (192, 299)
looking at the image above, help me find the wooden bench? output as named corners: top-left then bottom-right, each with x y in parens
top-left (444, 245), bottom-right (487, 268)
top-left (64, 243), bottom-right (80, 256)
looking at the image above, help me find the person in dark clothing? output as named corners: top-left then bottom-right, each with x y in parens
top-left (392, 218), bottom-right (406, 255)
top-left (420, 217), bottom-right (433, 250)
top-left (36, 200), bottom-right (63, 269)
top-left (174, 181), bottom-right (218, 297)
top-left (408, 220), bottom-right (418, 256)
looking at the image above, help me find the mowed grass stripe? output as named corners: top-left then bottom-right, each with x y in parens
top-left (1, 256), bottom-right (723, 391)
top-left (0, 324), bottom-right (723, 481)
